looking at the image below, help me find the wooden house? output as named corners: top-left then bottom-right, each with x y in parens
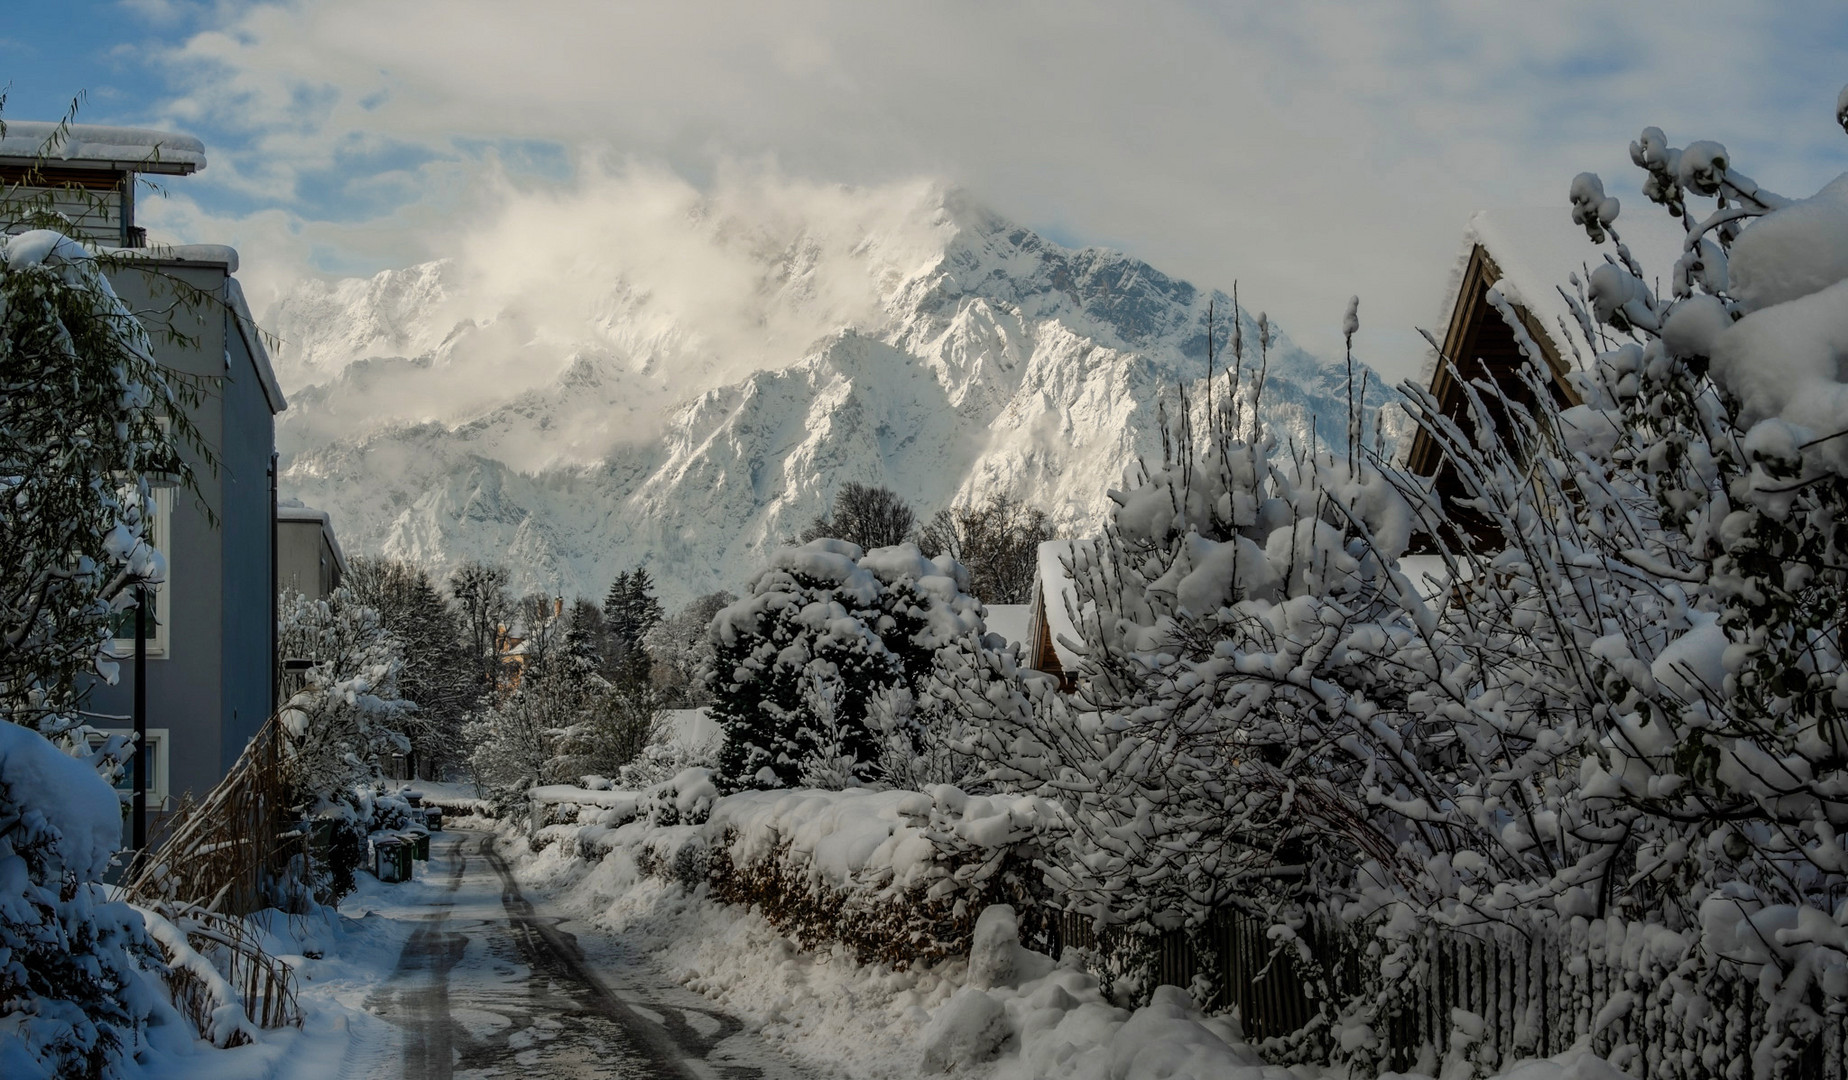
top-left (1404, 209), bottom-right (1684, 545)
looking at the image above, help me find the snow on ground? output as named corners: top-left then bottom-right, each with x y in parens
top-left (498, 813), bottom-right (1627, 1080)
top-left (119, 861), bottom-right (436, 1079)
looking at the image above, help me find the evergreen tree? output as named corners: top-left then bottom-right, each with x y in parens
top-left (603, 565), bottom-right (664, 683)
top-left (707, 540), bottom-right (987, 791)
top-left (345, 557), bottom-right (473, 778)
top-left (563, 597), bottom-right (607, 677)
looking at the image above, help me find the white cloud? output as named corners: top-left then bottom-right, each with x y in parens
top-left (239, 162), bottom-right (961, 471)
top-left (142, 0), bottom-right (1848, 381)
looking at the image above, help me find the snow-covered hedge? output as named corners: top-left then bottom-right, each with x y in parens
top-left (529, 776), bottom-right (1062, 967)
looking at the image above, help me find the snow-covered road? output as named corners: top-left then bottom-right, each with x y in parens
top-left (350, 830), bottom-right (809, 1079)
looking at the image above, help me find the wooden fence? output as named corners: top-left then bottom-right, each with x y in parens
top-left (1055, 906), bottom-right (1845, 1078)
top-left (121, 712), bottom-right (301, 916)
top-left (120, 713), bottom-right (304, 1037)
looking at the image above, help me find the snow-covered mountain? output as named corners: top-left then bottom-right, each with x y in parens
top-left (269, 180), bottom-right (1406, 605)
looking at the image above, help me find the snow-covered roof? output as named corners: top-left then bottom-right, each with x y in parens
top-left (983, 604), bottom-right (1031, 649)
top-left (224, 276), bottom-right (286, 414)
top-left (102, 245), bottom-right (286, 414)
top-left (1033, 539), bottom-right (1085, 672)
top-left (111, 242), bottom-right (239, 272)
top-left (276, 498), bottom-right (349, 575)
top-left (1420, 207), bottom-right (1690, 387)
top-left (0, 121), bottom-right (206, 175)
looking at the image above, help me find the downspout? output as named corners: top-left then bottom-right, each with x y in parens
top-left (270, 451), bottom-right (278, 710)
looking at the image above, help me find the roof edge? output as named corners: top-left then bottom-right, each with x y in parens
top-left (223, 276), bottom-right (287, 415)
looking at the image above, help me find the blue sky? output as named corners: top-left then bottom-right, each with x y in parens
top-left (7, 0), bottom-right (1848, 379)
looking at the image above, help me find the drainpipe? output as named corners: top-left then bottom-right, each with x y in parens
top-left (270, 451), bottom-right (279, 710)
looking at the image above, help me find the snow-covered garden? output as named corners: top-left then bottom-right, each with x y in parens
top-left (6, 79), bottom-right (1848, 1080)
top-left (486, 89), bottom-right (1848, 1079)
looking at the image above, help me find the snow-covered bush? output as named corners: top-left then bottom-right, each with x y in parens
top-left (0, 229), bottom-right (204, 734)
top-left (0, 721), bottom-right (159, 1080)
top-left (530, 778), bottom-right (1062, 968)
top-left (275, 588), bottom-right (413, 816)
top-left (616, 715), bottom-right (722, 790)
top-left (706, 540), bottom-right (993, 791)
top-left (957, 303), bottom-right (1441, 937)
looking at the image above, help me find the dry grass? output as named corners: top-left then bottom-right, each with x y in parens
top-left (121, 713), bottom-right (304, 1037)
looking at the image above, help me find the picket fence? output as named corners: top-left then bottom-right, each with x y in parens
top-left (1055, 906), bottom-right (1847, 1079)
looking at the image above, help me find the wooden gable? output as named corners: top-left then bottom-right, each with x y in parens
top-left (1025, 578), bottom-right (1078, 693)
top-left (1404, 243), bottom-right (1580, 548)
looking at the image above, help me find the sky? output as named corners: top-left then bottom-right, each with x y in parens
top-left (5, 0), bottom-right (1847, 381)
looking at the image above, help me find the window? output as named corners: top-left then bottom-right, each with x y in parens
top-left (108, 486), bottom-right (171, 659)
top-left (87, 727), bottom-right (170, 812)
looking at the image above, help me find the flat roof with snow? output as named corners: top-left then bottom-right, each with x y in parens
top-left (0, 122), bottom-right (206, 175)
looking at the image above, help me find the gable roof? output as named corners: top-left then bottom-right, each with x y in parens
top-left (1406, 208), bottom-right (1685, 484)
top-left (1419, 208), bottom-right (1689, 388)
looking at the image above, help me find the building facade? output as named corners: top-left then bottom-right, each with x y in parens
top-left (277, 500), bottom-right (348, 600)
top-left (3, 122), bottom-right (287, 824)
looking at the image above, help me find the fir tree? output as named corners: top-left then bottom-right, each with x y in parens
top-left (603, 565), bottom-right (664, 683)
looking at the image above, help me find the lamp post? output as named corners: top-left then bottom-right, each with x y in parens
top-left (132, 585), bottom-right (148, 858)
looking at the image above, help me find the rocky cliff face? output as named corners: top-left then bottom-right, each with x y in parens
top-left (269, 183), bottom-right (1406, 604)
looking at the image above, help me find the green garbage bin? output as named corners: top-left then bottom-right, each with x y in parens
top-left (406, 830), bottom-right (430, 861)
top-left (371, 836), bottom-right (412, 883)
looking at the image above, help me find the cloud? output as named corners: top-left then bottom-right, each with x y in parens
top-left (253, 162), bottom-right (960, 472)
top-left (140, 0), bottom-right (1848, 381)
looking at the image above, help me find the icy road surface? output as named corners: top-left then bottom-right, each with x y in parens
top-left (348, 830), bottom-right (809, 1079)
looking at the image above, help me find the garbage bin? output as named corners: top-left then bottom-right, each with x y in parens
top-left (420, 806), bottom-right (444, 832)
top-left (371, 836), bottom-right (412, 883)
top-left (406, 829), bottom-right (430, 861)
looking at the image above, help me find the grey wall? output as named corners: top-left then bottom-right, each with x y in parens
top-left (84, 258), bottom-right (274, 809)
top-left (219, 303), bottom-right (276, 770)
top-left (278, 519), bottom-right (336, 599)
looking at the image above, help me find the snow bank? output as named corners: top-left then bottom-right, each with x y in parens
top-left (528, 777), bottom-right (1061, 968)
top-left (0, 720), bottom-right (122, 880)
top-left (510, 829), bottom-right (1620, 1080)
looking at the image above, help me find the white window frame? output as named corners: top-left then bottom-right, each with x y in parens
top-left (109, 485), bottom-right (172, 659)
top-left (88, 727), bottom-right (171, 812)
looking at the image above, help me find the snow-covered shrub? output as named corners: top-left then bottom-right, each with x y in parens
top-left (0, 229), bottom-right (204, 734)
top-left (706, 540), bottom-right (992, 790)
top-left (616, 721), bottom-right (721, 790)
top-left (0, 722), bottom-right (160, 1080)
top-left (275, 588), bottom-right (413, 814)
top-left (959, 303), bottom-right (1440, 937)
top-left (699, 785), bottom-right (1062, 968)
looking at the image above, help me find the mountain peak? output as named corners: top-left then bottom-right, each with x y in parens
top-left (272, 174), bottom-right (1403, 604)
